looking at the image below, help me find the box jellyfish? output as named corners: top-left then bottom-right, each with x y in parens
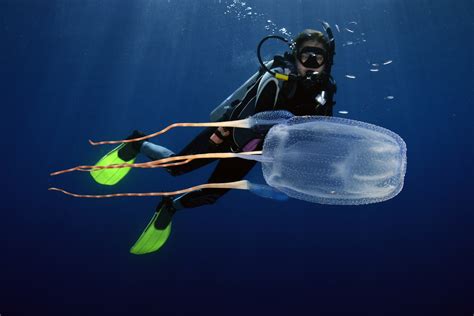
top-left (50, 111), bottom-right (406, 205)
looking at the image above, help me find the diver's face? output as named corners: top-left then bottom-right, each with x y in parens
top-left (296, 40), bottom-right (326, 76)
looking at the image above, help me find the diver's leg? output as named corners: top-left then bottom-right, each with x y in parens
top-left (165, 127), bottom-right (229, 176)
top-left (140, 141), bottom-right (175, 160)
top-left (173, 157), bottom-right (257, 209)
top-left (129, 136), bottom-right (252, 254)
top-left (129, 149), bottom-right (247, 255)
top-left (130, 127), bottom-right (222, 174)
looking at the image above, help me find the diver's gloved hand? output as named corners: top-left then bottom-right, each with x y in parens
top-left (209, 127), bottom-right (230, 145)
top-left (118, 130), bottom-right (146, 161)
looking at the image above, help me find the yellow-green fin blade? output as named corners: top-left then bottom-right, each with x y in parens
top-left (90, 144), bottom-right (136, 186)
top-left (130, 212), bottom-right (172, 255)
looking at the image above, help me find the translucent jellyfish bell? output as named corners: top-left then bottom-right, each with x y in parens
top-left (260, 116), bottom-right (407, 205)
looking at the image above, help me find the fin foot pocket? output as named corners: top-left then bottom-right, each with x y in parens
top-left (90, 130), bottom-right (145, 186)
top-left (90, 143), bottom-right (136, 185)
top-left (130, 198), bottom-right (176, 255)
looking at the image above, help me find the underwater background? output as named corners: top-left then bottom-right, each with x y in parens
top-left (1, 0), bottom-right (473, 315)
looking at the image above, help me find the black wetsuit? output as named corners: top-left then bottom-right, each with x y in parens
top-left (167, 56), bottom-right (336, 208)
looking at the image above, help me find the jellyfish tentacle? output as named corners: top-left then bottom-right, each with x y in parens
top-left (50, 151), bottom-right (263, 176)
top-left (88, 119), bottom-right (251, 146)
top-left (48, 180), bottom-right (250, 199)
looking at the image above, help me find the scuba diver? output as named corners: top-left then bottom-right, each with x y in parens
top-left (92, 22), bottom-right (337, 254)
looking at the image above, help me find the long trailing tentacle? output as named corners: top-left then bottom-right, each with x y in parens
top-left (50, 158), bottom-right (190, 176)
top-left (73, 159), bottom-right (193, 172)
top-left (88, 119), bottom-right (250, 146)
top-left (50, 151), bottom-right (263, 176)
top-left (48, 180), bottom-right (250, 199)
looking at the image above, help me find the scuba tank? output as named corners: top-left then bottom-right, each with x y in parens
top-left (209, 60), bottom-right (274, 122)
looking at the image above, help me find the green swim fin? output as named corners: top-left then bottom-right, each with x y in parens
top-left (130, 198), bottom-right (176, 255)
top-left (90, 130), bottom-right (145, 186)
top-left (90, 143), bottom-right (136, 185)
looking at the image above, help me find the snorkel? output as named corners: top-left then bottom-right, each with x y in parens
top-left (256, 21), bottom-right (335, 89)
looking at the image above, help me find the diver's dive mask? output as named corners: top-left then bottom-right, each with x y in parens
top-left (296, 46), bottom-right (327, 69)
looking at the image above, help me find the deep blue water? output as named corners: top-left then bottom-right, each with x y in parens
top-left (1, 0), bottom-right (473, 315)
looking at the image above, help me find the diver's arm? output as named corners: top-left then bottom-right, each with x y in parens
top-left (323, 102), bottom-right (334, 116)
top-left (322, 80), bottom-right (336, 116)
top-left (316, 90), bottom-right (334, 116)
top-left (310, 79), bottom-right (336, 117)
top-left (254, 71), bottom-right (282, 113)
